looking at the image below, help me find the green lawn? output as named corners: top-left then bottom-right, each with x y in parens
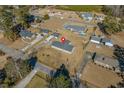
top-left (26, 71), bottom-right (48, 88)
top-left (55, 5), bottom-right (103, 12)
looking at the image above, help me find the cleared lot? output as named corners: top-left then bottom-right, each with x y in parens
top-left (26, 71), bottom-right (48, 88)
top-left (111, 32), bottom-right (124, 48)
top-left (86, 42), bottom-right (114, 57)
top-left (81, 62), bottom-right (122, 88)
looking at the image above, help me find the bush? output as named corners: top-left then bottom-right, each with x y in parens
top-left (0, 50), bottom-right (5, 56)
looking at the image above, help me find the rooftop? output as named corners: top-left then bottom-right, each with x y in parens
top-left (51, 32), bottom-right (61, 37)
top-left (51, 41), bottom-right (74, 53)
top-left (64, 24), bottom-right (86, 33)
top-left (101, 38), bottom-right (112, 43)
top-left (40, 29), bottom-right (51, 33)
top-left (19, 30), bottom-right (33, 38)
top-left (91, 36), bottom-right (101, 42)
top-left (81, 12), bottom-right (93, 18)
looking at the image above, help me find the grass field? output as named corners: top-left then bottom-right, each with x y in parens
top-left (81, 62), bottom-right (122, 87)
top-left (55, 5), bottom-right (103, 12)
top-left (26, 71), bottom-right (48, 88)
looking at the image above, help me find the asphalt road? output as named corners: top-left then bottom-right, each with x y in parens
top-left (0, 43), bottom-right (24, 60)
top-left (14, 68), bottom-right (38, 88)
top-left (14, 62), bottom-right (53, 88)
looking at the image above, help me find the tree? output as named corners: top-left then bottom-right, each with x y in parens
top-left (103, 16), bottom-right (123, 34)
top-left (43, 14), bottom-right (50, 20)
top-left (4, 58), bottom-right (20, 87)
top-left (48, 64), bottom-right (72, 88)
top-left (0, 50), bottom-right (5, 56)
top-left (49, 74), bottom-right (72, 88)
top-left (16, 59), bottom-right (32, 77)
top-left (0, 7), bottom-right (20, 41)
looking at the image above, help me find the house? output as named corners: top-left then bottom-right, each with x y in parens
top-left (81, 12), bottom-right (93, 22)
top-left (19, 30), bottom-right (35, 40)
top-left (96, 15), bottom-right (104, 21)
top-left (51, 32), bottom-right (61, 39)
top-left (64, 24), bottom-right (86, 35)
top-left (40, 29), bottom-right (51, 36)
top-left (101, 38), bottom-right (113, 47)
top-left (90, 36), bottom-right (101, 44)
top-left (93, 53), bottom-right (120, 72)
top-left (51, 41), bottom-right (74, 54)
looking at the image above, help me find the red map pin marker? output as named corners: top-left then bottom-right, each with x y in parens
top-left (61, 37), bottom-right (65, 43)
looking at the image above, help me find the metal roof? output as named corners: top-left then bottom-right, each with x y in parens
top-left (40, 29), bottom-right (50, 33)
top-left (64, 25), bottom-right (86, 32)
top-left (20, 30), bottom-right (33, 38)
top-left (51, 32), bottom-right (60, 37)
top-left (101, 38), bottom-right (112, 43)
top-left (81, 12), bottom-right (93, 18)
top-left (94, 53), bottom-right (119, 68)
top-left (51, 41), bottom-right (74, 52)
top-left (91, 36), bottom-right (101, 42)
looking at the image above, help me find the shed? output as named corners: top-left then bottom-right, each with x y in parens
top-left (51, 32), bottom-right (60, 39)
top-left (40, 29), bottom-right (51, 35)
top-left (20, 30), bottom-right (35, 40)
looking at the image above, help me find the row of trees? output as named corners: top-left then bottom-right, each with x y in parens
top-left (0, 6), bottom-right (32, 41)
top-left (103, 16), bottom-right (124, 34)
top-left (100, 6), bottom-right (124, 34)
top-left (0, 56), bottom-right (33, 88)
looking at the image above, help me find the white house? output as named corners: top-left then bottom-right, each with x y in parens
top-left (90, 36), bottom-right (101, 44)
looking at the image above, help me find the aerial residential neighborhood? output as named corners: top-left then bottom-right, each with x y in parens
top-left (0, 5), bottom-right (124, 88)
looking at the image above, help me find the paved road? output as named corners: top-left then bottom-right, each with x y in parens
top-left (35, 62), bottom-right (53, 75)
top-left (77, 52), bottom-right (92, 78)
top-left (14, 62), bottom-right (53, 88)
top-left (14, 68), bottom-right (38, 88)
top-left (0, 43), bottom-right (24, 60)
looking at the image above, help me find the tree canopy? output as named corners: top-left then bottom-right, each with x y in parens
top-left (48, 64), bottom-right (72, 88)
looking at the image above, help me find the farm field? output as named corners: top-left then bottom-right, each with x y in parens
top-left (55, 5), bottom-right (103, 12)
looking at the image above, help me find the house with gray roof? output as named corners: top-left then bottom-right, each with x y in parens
top-left (40, 29), bottom-right (51, 35)
top-left (81, 12), bottom-right (93, 22)
top-left (51, 41), bottom-right (74, 54)
top-left (64, 24), bottom-right (86, 35)
top-left (90, 36), bottom-right (101, 44)
top-left (19, 30), bottom-right (35, 40)
top-left (93, 53), bottom-right (120, 72)
top-left (101, 38), bottom-right (113, 47)
top-left (51, 32), bottom-right (61, 39)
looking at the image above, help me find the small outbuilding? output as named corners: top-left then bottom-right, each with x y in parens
top-left (40, 29), bottom-right (51, 36)
top-left (20, 30), bottom-right (35, 40)
top-left (51, 32), bottom-right (61, 39)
